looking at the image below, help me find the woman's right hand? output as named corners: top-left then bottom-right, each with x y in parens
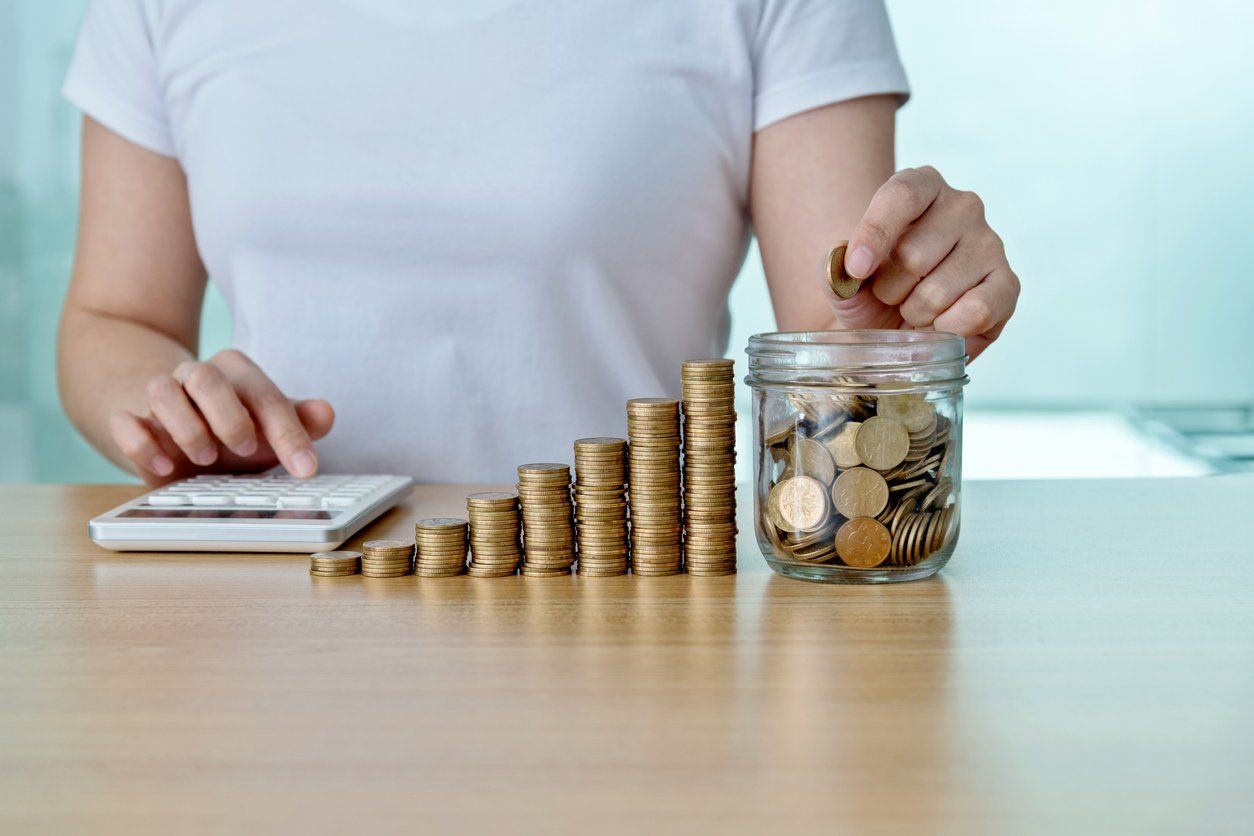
top-left (109, 348), bottom-right (335, 487)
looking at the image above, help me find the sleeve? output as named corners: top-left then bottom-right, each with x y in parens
top-left (752, 0), bottom-right (911, 132)
top-left (62, 0), bottom-right (176, 157)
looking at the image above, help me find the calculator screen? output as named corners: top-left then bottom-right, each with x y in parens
top-left (119, 509), bottom-right (334, 520)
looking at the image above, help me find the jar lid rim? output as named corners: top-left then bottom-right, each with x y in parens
top-left (747, 329), bottom-right (964, 349)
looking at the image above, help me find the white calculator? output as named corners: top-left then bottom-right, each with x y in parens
top-left (88, 473), bottom-right (414, 552)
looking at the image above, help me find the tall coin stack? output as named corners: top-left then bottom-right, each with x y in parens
top-left (681, 359), bottom-right (738, 575)
top-left (413, 518), bottom-right (469, 577)
top-left (573, 437), bottom-right (630, 577)
top-left (361, 539), bottom-right (415, 577)
top-left (517, 463), bottom-right (576, 576)
top-left (466, 491), bottom-right (522, 577)
top-left (626, 398), bottom-right (683, 575)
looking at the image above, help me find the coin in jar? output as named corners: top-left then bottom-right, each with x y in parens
top-left (770, 475), bottom-right (830, 533)
top-left (853, 416), bottom-right (909, 471)
top-left (831, 467), bottom-right (889, 519)
top-left (824, 421), bottom-right (863, 469)
top-left (834, 517), bottom-right (892, 568)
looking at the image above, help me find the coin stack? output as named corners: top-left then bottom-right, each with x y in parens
top-left (413, 518), bottom-right (469, 577)
top-left (361, 539), bottom-right (415, 577)
top-left (626, 398), bottom-right (683, 575)
top-left (466, 491), bottom-right (522, 577)
top-left (680, 359), bottom-right (738, 575)
top-left (762, 390), bottom-right (956, 570)
top-left (517, 463), bottom-right (576, 576)
top-left (309, 550), bottom-right (361, 577)
top-left (573, 437), bottom-right (630, 577)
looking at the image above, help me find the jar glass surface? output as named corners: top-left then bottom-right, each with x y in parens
top-left (745, 331), bottom-right (967, 584)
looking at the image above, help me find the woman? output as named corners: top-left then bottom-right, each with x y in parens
top-left (57, 0), bottom-right (1018, 486)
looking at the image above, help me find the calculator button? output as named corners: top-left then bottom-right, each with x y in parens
top-left (190, 494), bottom-right (232, 505)
top-left (323, 496), bottom-right (356, 508)
top-left (277, 495), bottom-right (318, 508)
top-left (148, 493), bottom-right (189, 506)
top-left (236, 495), bottom-right (278, 506)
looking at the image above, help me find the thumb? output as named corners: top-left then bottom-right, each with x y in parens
top-left (827, 285), bottom-right (896, 330)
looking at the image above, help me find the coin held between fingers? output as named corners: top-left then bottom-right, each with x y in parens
top-left (825, 241), bottom-right (864, 300)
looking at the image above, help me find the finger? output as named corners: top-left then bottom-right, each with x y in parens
top-left (869, 255), bottom-right (923, 308)
top-left (110, 410), bottom-right (176, 478)
top-left (216, 351), bottom-right (318, 478)
top-left (145, 373), bottom-right (219, 467)
top-left (897, 237), bottom-right (992, 328)
top-left (294, 399), bottom-right (336, 441)
top-left (964, 321), bottom-right (1007, 363)
top-left (892, 194), bottom-right (966, 281)
top-left (932, 269), bottom-right (1019, 341)
top-left (173, 361), bottom-right (259, 457)
top-left (846, 166), bottom-right (944, 279)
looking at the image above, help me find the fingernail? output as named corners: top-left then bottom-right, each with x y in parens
top-left (291, 449), bottom-right (317, 479)
top-left (236, 436), bottom-right (258, 457)
top-left (192, 447), bottom-right (218, 466)
top-left (152, 454), bottom-right (174, 476)
top-left (846, 246), bottom-right (876, 279)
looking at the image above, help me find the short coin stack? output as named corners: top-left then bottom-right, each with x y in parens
top-left (626, 398), bottom-right (683, 575)
top-left (309, 550), bottom-right (361, 577)
top-left (573, 437), bottom-right (630, 577)
top-left (361, 539), bottom-right (414, 577)
top-left (681, 359), bottom-right (738, 575)
top-left (466, 491), bottom-right (522, 577)
top-left (517, 463), bottom-right (576, 576)
top-left (413, 518), bottom-right (469, 577)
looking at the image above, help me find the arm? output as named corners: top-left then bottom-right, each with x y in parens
top-left (58, 117), bottom-right (334, 485)
top-left (750, 95), bottom-right (1019, 360)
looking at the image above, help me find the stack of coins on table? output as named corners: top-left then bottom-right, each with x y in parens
top-left (465, 491), bottom-right (522, 577)
top-left (763, 391), bottom-right (956, 570)
top-left (413, 518), bottom-right (469, 577)
top-left (517, 463), bottom-right (576, 576)
top-left (572, 437), bottom-right (630, 577)
top-left (680, 359), bottom-right (738, 575)
top-left (626, 398), bottom-right (683, 575)
top-left (361, 539), bottom-right (415, 577)
top-left (309, 550), bottom-right (361, 577)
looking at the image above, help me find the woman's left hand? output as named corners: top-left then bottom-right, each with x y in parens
top-left (832, 165), bottom-right (1020, 361)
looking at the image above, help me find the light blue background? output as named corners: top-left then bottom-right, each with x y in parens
top-left (3, 1), bottom-right (1252, 482)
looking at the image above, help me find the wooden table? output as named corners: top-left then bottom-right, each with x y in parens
top-left (1, 478), bottom-right (1252, 834)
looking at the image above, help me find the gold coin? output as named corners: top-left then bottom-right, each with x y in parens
top-left (825, 241), bottom-right (863, 299)
top-left (834, 517), bottom-right (891, 568)
top-left (362, 539), bottom-right (412, 551)
top-left (853, 416), bottom-right (909, 471)
top-left (877, 393), bottom-right (937, 434)
top-left (770, 476), bottom-right (829, 533)
top-left (825, 421), bottom-right (863, 469)
top-left (831, 467), bottom-right (889, 518)
top-left (782, 437), bottom-right (836, 485)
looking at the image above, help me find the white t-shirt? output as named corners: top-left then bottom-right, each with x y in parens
top-left (65, 0), bottom-right (909, 482)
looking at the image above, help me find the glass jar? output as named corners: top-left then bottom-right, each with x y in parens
top-left (744, 331), bottom-right (967, 584)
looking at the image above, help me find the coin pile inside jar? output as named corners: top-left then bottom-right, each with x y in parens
top-left (573, 437), bottom-right (630, 577)
top-left (361, 538), bottom-right (415, 577)
top-left (413, 517), bottom-right (469, 577)
top-left (763, 390), bottom-right (955, 570)
top-left (466, 491), bottom-right (522, 577)
top-left (517, 463), bottom-right (576, 576)
top-left (680, 359), bottom-right (738, 576)
top-left (626, 398), bottom-right (684, 576)
top-left (309, 550), bottom-right (361, 577)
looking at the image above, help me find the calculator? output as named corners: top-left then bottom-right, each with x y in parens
top-left (88, 473), bottom-right (414, 552)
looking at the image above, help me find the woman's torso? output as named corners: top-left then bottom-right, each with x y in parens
top-left (161, 1), bottom-right (758, 480)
